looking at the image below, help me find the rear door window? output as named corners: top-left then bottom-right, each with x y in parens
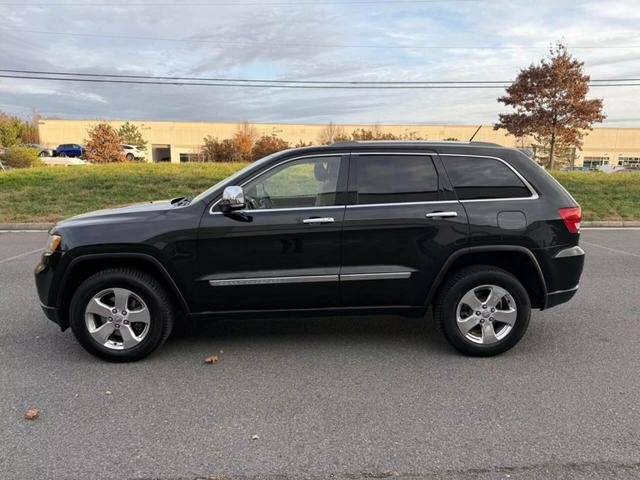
top-left (355, 154), bottom-right (439, 204)
top-left (444, 156), bottom-right (532, 200)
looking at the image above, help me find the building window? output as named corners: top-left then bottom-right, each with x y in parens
top-left (618, 156), bottom-right (640, 167)
top-left (179, 153), bottom-right (199, 163)
top-left (582, 156), bottom-right (609, 169)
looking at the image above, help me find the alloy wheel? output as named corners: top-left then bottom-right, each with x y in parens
top-left (85, 288), bottom-right (151, 350)
top-left (456, 284), bottom-right (517, 345)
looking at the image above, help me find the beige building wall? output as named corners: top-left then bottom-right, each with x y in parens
top-left (38, 119), bottom-right (640, 166)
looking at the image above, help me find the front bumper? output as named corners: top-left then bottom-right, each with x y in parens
top-left (40, 304), bottom-right (66, 330)
top-left (34, 251), bottom-right (69, 330)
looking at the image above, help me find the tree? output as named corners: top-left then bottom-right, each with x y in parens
top-left (200, 135), bottom-right (242, 162)
top-left (200, 135), bottom-right (218, 162)
top-left (2, 146), bottom-right (42, 168)
top-left (0, 111), bottom-right (42, 146)
top-left (232, 121), bottom-right (257, 160)
top-left (252, 134), bottom-right (290, 160)
top-left (495, 43), bottom-right (606, 169)
top-left (350, 125), bottom-right (399, 141)
top-left (21, 120), bottom-right (40, 145)
top-left (318, 122), bottom-right (346, 144)
top-left (118, 122), bottom-right (147, 150)
top-left (0, 112), bottom-right (25, 147)
top-left (85, 123), bottom-right (126, 163)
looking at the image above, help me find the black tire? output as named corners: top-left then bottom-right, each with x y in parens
top-left (435, 265), bottom-right (531, 356)
top-left (58, 152), bottom-right (66, 158)
top-left (69, 268), bottom-right (174, 362)
top-left (126, 153), bottom-right (134, 161)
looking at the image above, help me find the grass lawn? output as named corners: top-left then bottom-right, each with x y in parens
top-left (1, 163), bottom-right (639, 223)
top-left (0, 163), bottom-right (248, 223)
top-left (552, 171), bottom-right (640, 221)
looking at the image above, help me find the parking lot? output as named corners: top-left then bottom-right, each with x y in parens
top-left (1, 229), bottom-right (639, 480)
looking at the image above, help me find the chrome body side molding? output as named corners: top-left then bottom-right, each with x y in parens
top-left (208, 271), bottom-right (413, 286)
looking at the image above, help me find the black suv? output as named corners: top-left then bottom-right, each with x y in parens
top-left (35, 141), bottom-right (584, 361)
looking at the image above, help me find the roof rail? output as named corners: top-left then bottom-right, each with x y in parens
top-left (329, 140), bottom-right (504, 147)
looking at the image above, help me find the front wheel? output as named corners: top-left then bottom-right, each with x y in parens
top-left (435, 265), bottom-right (531, 356)
top-left (69, 268), bottom-right (174, 361)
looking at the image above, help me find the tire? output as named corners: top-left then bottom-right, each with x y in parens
top-left (58, 152), bottom-right (66, 158)
top-left (39, 151), bottom-right (49, 157)
top-left (69, 268), bottom-right (174, 362)
top-left (126, 153), bottom-right (134, 161)
top-left (435, 265), bottom-right (531, 356)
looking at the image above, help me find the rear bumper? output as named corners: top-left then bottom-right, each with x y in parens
top-left (539, 245), bottom-right (585, 310)
top-left (545, 284), bottom-right (579, 309)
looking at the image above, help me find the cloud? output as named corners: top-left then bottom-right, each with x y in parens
top-left (0, 0), bottom-right (637, 125)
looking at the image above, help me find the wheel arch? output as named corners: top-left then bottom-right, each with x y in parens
top-left (426, 246), bottom-right (548, 310)
top-left (56, 253), bottom-right (190, 329)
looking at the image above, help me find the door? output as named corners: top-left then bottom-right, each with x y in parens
top-left (340, 152), bottom-right (468, 307)
top-left (195, 154), bottom-right (348, 312)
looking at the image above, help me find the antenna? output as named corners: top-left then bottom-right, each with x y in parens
top-left (469, 125), bottom-right (482, 141)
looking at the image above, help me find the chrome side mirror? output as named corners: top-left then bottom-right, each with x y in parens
top-left (219, 186), bottom-right (246, 213)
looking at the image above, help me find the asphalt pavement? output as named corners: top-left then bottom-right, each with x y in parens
top-left (1, 229), bottom-right (639, 480)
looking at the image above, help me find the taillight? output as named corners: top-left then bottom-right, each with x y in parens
top-left (559, 207), bottom-right (582, 233)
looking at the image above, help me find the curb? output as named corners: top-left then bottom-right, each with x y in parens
top-left (582, 221), bottom-right (640, 227)
top-left (0, 223), bottom-right (54, 231)
top-left (2, 221), bottom-right (640, 231)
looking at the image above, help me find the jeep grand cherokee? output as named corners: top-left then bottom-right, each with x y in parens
top-left (35, 141), bottom-right (584, 361)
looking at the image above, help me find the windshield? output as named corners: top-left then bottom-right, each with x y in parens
top-left (191, 151), bottom-right (283, 204)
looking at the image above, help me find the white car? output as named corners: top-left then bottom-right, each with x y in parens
top-left (122, 144), bottom-right (146, 161)
top-left (42, 156), bottom-right (88, 167)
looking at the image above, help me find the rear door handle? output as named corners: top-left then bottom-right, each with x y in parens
top-left (426, 211), bottom-right (458, 218)
top-left (303, 217), bottom-right (335, 224)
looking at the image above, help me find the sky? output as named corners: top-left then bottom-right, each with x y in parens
top-left (0, 0), bottom-right (639, 125)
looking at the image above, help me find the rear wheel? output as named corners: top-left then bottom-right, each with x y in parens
top-left (126, 153), bottom-right (134, 161)
top-left (69, 268), bottom-right (174, 361)
top-left (435, 265), bottom-right (531, 356)
top-left (58, 152), bottom-right (66, 158)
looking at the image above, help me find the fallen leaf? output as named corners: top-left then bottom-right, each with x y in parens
top-left (204, 355), bottom-right (219, 364)
top-left (24, 408), bottom-right (39, 421)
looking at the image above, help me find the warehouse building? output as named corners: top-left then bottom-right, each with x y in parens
top-left (38, 119), bottom-right (640, 168)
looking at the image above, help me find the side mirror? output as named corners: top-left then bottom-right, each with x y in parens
top-left (219, 186), bottom-right (246, 213)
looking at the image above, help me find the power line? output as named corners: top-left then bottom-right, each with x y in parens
top-left (1, 73), bottom-right (639, 89)
top-left (0, 0), bottom-right (479, 6)
top-left (2, 27), bottom-right (639, 50)
top-left (1, 69), bottom-right (639, 85)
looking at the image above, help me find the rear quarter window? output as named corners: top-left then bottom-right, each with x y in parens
top-left (444, 156), bottom-right (532, 200)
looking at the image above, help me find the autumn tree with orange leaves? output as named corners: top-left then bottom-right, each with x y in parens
top-left (232, 121), bottom-right (258, 161)
top-left (85, 122), bottom-right (126, 163)
top-left (495, 43), bottom-right (605, 169)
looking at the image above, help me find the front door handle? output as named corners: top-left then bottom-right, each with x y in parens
top-left (426, 211), bottom-right (458, 218)
top-left (303, 217), bottom-right (335, 224)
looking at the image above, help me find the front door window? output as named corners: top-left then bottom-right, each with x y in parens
top-left (243, 156), bottom-right (342, 209)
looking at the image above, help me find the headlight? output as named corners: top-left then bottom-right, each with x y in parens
top-left (47, 234), bottom-right (62, 253)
